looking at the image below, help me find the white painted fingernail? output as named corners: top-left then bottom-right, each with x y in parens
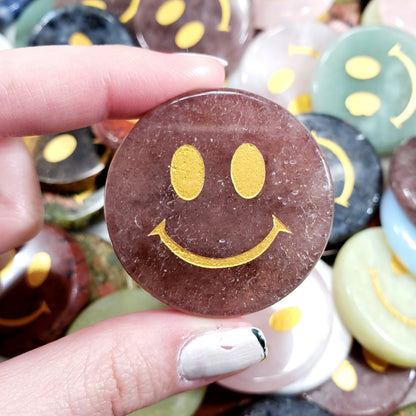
top-left (174, 52), bottom-right (228, 68)
top-left (178, 327), bottom-right (267, 380)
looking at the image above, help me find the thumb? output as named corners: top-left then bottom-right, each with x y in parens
top-left (0, 310), bottom-right (267, 416)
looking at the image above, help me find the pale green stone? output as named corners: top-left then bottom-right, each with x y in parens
top-left (14, 0), bottom-right (54, 48)
top-left (129, 389), bottom-right (205, 416)
top-left (361, 0), bottom-right (382, 25)
top-left (312, 25), bottom-right (416, 155)
top-left (333, 227), bottom-right (416, 367)
top-left (67, 288), bottom-right (168, 333)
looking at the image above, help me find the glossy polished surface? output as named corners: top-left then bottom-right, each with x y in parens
top-left (303, 342), bottom-right (416, 416)
top-left (227, 22), bottom-right (338, 115)
top-left (312, 25), bottom-right (416, 155)
top-left (28, 4), bottom-right (134, 45)
top-left (219, 265), bottom-right (333, 393)
top-left (31, 128), bottom-right (110, 193)
top-left (380, 189), bottom-right (416, 276)
top-left (389, 137), bottom-right (416, 225)
top-left (278, 261), bottom-right (352, 395)
top-left (105, 89), bottom-right (333, 316)
top-left (298, 113), bottom-right (382, 247)
top-left (333, 227), bottom-right (416, 367)
top-left (132, 0), bottom-right (253, 71)
top-left (0, 224), bottom-right (90, 357)
top-left (252, 0), bottom-right (334, 29)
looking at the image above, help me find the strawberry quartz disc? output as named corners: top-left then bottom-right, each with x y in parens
top-left (105, 89), bottom-right (333, 316)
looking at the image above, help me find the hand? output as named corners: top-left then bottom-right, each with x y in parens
top-left (0, 45), bottom-right (267, 416)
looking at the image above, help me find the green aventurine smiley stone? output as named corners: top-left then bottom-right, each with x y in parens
top-left (312, 25), bottom-right (416, 156)
top-left (67, 289), bottom-right (206, 416)
top-left (333, 227), bottom-right (416, 367)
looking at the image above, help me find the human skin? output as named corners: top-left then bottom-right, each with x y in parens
top-left (0, 46), bottom-right (260, 416)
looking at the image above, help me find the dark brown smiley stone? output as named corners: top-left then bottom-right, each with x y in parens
top-left (105, 89), bottom-right (334, 316)
top-left (0, 224), bottom-right (90, 357)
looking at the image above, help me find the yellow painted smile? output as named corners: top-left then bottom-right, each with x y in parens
top-left (0, 300), bottom-right (51, 328)
top-left (149, 215), bottom-right (291, 269)
top-left (368, 269), bottom-right (416, 328)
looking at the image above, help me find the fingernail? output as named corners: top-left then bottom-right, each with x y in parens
top-left (173, 52), bottom-right (228, 68)
top-left (178, 327), bottom-right (267, 380)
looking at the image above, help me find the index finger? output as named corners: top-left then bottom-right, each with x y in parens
top-left (0, 45), bottom-right (225, 137)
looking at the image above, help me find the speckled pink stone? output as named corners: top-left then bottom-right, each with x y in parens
top-left (105, 89), bottom-right (333, 316)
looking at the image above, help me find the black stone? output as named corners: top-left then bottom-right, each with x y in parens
top-left (28, 4), bottom-right (134, 45)
top-left (297, 113), bottom-right (383, 249)
top-left (222, 396), bottom-right (334, 416)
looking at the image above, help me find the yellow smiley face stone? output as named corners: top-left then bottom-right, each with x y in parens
top-left (312, 25), bottom-right (416, 156)
top-left (333, 227), bottom-right (416, 367)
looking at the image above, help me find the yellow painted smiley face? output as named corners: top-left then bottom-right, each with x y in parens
top-left (105, 89), bottom-right (334, 316)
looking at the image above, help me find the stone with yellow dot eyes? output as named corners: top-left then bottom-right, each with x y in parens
top-left (0, 224), bottom-right (90, 357)
top-left (218, 262), bottom-right (334, 393)
top-left (312, 25), bottom-right (416, 156)
top-left (227, 21), bottom-right (338, 116)
top-left (333, 227), bottom-right (416, 367)
top-left (131, 0), bottom-right (253, 72)
top-left (303, 342), bottom-right (416, 416)
top-left (31, 127), bottom-right (111, 193)
top-left (28, 5), bottom-right (134, 46)
top-left (105, 88), bottom-right (333, 317)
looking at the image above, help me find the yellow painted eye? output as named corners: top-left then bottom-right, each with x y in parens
top-left (269, 307), bottom-right (302, 331)
top-left (231, 143), bottom-right (265, 199)
top-left (26, 252), bottom-right (51, 288)
top-left (267, 68), bottom-right (295, 94)
top-left (43, 134), bottom-right (77, 163)
top-left (331, 360), bottom-right (357, 391)
top-left (288, 94), bottom-right (312, 115)
top-left (175, 21), bottom-right (205, 49)
top-left (156, 0), bottom-right (185, 26)
top-left (345, 92), bottom-right (381, 116)
top-left (345, 56), bottom-right (381, 80)
top-left (68, 32), bottom-right (93, 46)
top-left (171, 145), bottom-right (205, 201)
